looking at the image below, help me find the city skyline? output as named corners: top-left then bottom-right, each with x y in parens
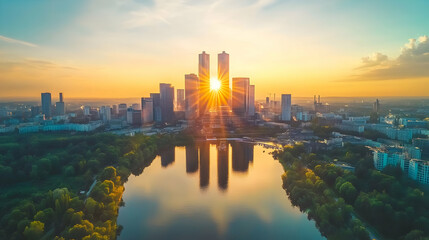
top-left (1, 1), bottom-right (429, 99)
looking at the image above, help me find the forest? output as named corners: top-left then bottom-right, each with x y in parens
top-left (0, 132), bottom-right (191, 240)
top-left (274, 143), bottom-right (429, 240)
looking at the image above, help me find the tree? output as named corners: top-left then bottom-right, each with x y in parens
top-left (99, 166), bottom-right (117, 182)
top-left (23, 221), bottom-right (44, 240)
top-left (34, 208), bottom-right (54, 226)
top-left (339, 182), bottom-right (358, 204)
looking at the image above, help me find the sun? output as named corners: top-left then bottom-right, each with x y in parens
top-left (210, 78), bottom-right (221, 91)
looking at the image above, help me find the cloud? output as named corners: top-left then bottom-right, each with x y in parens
top-left (0, 59), bottom-right (77, 71)
top-left (0, 35), bottom-right (38, 47)
top-left (355, 52), bottom-right (388, 70)
top-left (351, 35), bottom-right (429, 81)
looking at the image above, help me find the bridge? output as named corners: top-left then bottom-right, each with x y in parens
top-left (204, 137), bottom-right (282, 150)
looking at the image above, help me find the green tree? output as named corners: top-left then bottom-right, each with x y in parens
top-left (339, 182), bottom-right (358, 204)
top-left (23, 221), bottom-right (44, 240)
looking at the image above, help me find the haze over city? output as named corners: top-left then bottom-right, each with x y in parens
top-left (1, 2), bottom-right (429, 240)
top-left (1, 0), bottom-right (429, 99)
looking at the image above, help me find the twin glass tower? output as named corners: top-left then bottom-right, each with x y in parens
top-left (198, 51), bottom-right (230, 114)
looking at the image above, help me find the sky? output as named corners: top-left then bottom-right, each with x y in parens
top-left (0, 0), bottom-right (428, 99)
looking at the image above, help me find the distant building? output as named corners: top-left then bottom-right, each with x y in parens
top-left (99, 106), bottom-right (111, 123)
top-left (150, 93), bottom-right (162, 123)
top-left (313, 95), bottom-right (329, 113)
top-left (185, 74), bottom-right (199, 119)
top-left (281, 94), bottom-right (291, 121)
top-left (41, 92), bottom-right (52, 118)
top-left (118, 103), bottom-right (127, 117)
top-left (141, 97), bottom-right (154, 124)
top-left (55, 93), bottom-right (65, 116)
top-left (84, 106), bottom-right (91, 116)
top-left (248, 85), bottom-right (255, 117)
top-left (112, 105), bottom-right (118, 115)
top-left (160, 83), bottom-right (174, 123)
top-left (176, 89), bottom-right (185, 111)
top-left (199, 51), bottom-right (210, 115)
top-left (232, 77), bottom-right (249, 116)
top-left (31, 106), bottom-right (41, 117)
top-left (126, 107), bottom-right (133, 124)
top-left (132, 110), bottom-right (142, 126)
top-left (373, 99), bottom-right (380, 113)
top-left (218, 51), bottom-right (230, 106)
top-left (132, 103), bottom-right (140, 110)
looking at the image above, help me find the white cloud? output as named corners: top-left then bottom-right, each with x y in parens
top-left (0, 35), bottom-right (38, 47)
top-left (352, 35), bottom-right (429, 81)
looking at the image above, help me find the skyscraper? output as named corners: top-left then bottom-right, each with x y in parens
top-left (185, 74), bottom-right (199, 119)
top-left (281, 94), bottom-right (292, 121)
top-left (232, 77), bottom-right (249, 116)
top-left (248, 85), bottom-right (255, 116)
top-left (141, 97), bottom-right (154, 124)
top-left (41, 92), bottom-right (52, 118)
top-left (55, 92), bottom-right (65, 116)
top-left (99, 106), bottom-right (111, 122)
top-left (160, 83), bottom-right (174, 123)
top-left (373, 99), bottom-right (380, 113)
top-left (176, 89), bottom-right (185, 111)
top-left (218, 51), bottom-right (230, 106)
top-left (118, 103), bottom-right (127, 118)
top-left (199, 51), bottom-right (210, 116)
top-left (150, 93), bottom-right (162, 123)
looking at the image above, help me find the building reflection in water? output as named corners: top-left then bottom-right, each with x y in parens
top-left (161, 146), bottom-right (175, 167)
top-left (184, 141), bottom-right (254, 191)
top-left (199, 142), bottom-right (210, 189)
top-left (217, 141), bottom-right (229, 191)
top-left (231, 142), bottom-right (253, 172)
top-left (185, 145), bottom-right (198, 173)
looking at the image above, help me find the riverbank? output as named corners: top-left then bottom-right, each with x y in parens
top-left (274, 143), bottom-right (429, 240)
top-left (0, 132), bottom-right (192, 239)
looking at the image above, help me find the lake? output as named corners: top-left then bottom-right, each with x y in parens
top-left (117, 141), bottom-right (324, 240)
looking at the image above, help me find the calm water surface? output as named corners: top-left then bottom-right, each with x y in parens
top-left (117, 142), bottom-right (324, 240)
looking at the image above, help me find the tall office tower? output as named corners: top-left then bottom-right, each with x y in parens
top-left (150, 93), bottom-right (162, 123)
top-left (373, 99), bottom-right (380, 113)
top-left (218, 51), bottom-right (230, 106)
top-left (118, 103), bottom-right (127, 117)
top-left (99, 106), bottom-right (111, 122)
top-left (41, 92), bottom-right (52, 118)
top-left (141, 97), bottom-right (154, 124)
top-left (126, 107), bottom-right (133, 124)
top-left (132, 110), bottom-right (142, 125)
top-left (112, 105), bottom-right (118, 115)
top-left (266, 97), bottom-right (269, 105)
top-left (176, 89), bottom-right (185, 111)
top-left (132, 103), bottom-right (140, 110)
top-left (232, 77), bottom-right (249, 116)
top-left (199, 51), bottom-right (210, 115)
top-left (185, 74), bottom-right (199, 119)
top-left (248, 85), bottom-right (255, 116)
top-left (160, 83), bottom-right (174, 123)
top-left (281, 94), bottom-right (292, 121)
top-left (55, 93), bottom-right (65, 116)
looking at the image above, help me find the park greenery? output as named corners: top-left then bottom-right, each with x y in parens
top-left (274, 143), bottom-right (429, 240)
top-left (0, 132), bottom-right (191, 240)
